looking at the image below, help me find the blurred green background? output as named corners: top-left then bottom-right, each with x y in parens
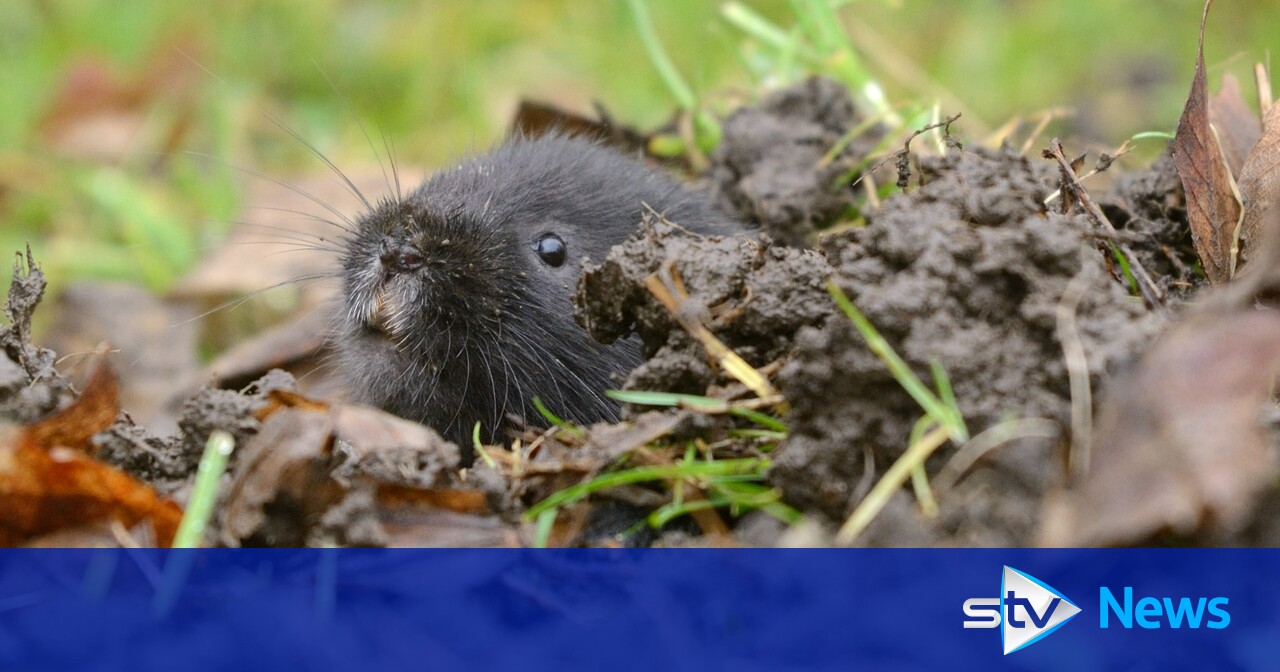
top-left (1, 0), bottom-right (1278, 299)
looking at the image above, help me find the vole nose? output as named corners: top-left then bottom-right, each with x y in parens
top-left (380, 238), bottom-right (424, 274)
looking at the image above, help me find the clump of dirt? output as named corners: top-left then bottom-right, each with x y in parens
top-left (574, 215), bottom-right (835, 395)
top-left (0, 251), bottom-right (74, 423)
top-left (1101, 152), bottom-right (1199, 300)
top-left (707, 76), bottom-right (884, 245)
top-left (91, 369), bottom-right (295, 492)
top-left (773, 145), bottom-right (1165, 545)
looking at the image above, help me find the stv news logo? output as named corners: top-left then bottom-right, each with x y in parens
top-left (963, 566), bottom-right (1081, 655)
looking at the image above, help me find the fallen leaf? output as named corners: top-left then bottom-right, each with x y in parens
top-left (45, 282), bottom-right (201, 432)
top-left (1236, 102), bottom-right (1280, 263)
top-left (381, 508), bottom-right (517, 548)
top-left (20, 519), bottom-right (135, 548)
top-left (377, 485), bottom-right (488, 514)
top-left (511, 99), bottom-right (648, 154)
top-left (254, 387), bottom-right (331, 421)
top-left (331, 402), bottom-right (461, 487)
top-left (39, 39), bottom-right (203, 161)
top-left (207, 309), bottom-right (330, 391)
top-left (1208, 73), bottom-right (1262, 177)
top-left (1172, 0), bottom-right (1242, 284)
top-left (220, 407), bottom-right (343, 546)
top-left (222, 389), bottom-right (468, 547)
top-left (0, 360), bottom-right (183, 546)
top-left (23, 360), bottom-right (118, 454)
top-left (0, 438), bottom-right (183, 547)
top-left (1046, 311), bottom-right (1280, 544)
top-left (581, 412), bottom-right (684, 464)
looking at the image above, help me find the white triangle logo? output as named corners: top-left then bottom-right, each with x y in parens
top-left (1001, 566), bottom-right (1081, 655)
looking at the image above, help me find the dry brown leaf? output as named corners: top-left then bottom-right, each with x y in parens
top-left (1208, 73), bottom-right (1262, 177)
top-left (39, 40), bottom-right (203, 161)
top-left (511, 99), bottom-right (649, 155)
top-left (207, 309), bottom-right (330, 391)
top-left (0, 306), bottom-right (181, 547)
top-left (331, 402), bottom-right (461, 487)
top-left (172, 171), bottom-right (414, 301)
top-left (254, 387), bottom-right (331, 421)
top-left (23, 360), bottom-right (118, 454)
top-left (382, 508), bottom-right (517, 548)
top-left (222, 389), bottom-right (469, 546)
top-left (220, 407), bottom-right (344, 546)
top-left (44, 283), bottom-right (201, 431)
top-left (0, 437), bottom-right (182, 547)
top-left (580, 412), bottom-right (684, 464)
top-left (21, 519), bottom-right (138, 548)
top-left (377, 485), bottom-right (489, 514)
top-left (1044, 199), bottom-right (1280, 545)
top-left (1236, 102), bottom-right (1280, 262)
top-left (1044, 310), bottom-right (1280, 545)
top-left (1172, 0), bottom-right (1242, 284)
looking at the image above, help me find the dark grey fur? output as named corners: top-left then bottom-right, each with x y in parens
top-left (336, 133), bottom-right (739, 459)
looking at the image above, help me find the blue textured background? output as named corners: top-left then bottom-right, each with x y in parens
top-left (1, 549), bottom-right (1274, 671)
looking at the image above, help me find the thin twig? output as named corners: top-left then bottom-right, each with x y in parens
top-left (853, 113), bottom-right (963, 191)
top-left (1043, 138), bottom-right (1166, 310)
top-left (1044, 140), bottom-right (1135, 206)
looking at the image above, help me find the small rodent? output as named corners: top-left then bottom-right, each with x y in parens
top-left (336, 133), bottom-right (740, 457)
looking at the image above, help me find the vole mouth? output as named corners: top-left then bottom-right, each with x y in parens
top-left (362, 290), bottom-right (397, 339)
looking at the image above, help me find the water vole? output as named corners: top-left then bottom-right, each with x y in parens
top-left (335, 133), bottom-right (741, 457)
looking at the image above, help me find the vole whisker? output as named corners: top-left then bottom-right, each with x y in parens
top-left (382, 129), bottom-right (403, 202)
top-left (177, 48), bottom-right (373, 213)
top-left (310, 59), bottom-right (395, 205)
top-left (182, 151), bottom-right (358, 231)
top-left (243, 206), bottom-right (360, 238)
top-left (173, 272), bottom-right (339, 328)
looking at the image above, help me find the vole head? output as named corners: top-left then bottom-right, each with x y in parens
top-left (335, 133), bottom-right (731, 455)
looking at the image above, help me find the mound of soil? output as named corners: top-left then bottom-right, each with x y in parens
top-left (10, 75), bottom-right (1254, 549)
top-left (707, 76), bottom-right (884, 245)
top-left (776, 146), bottom-right (1164, 545)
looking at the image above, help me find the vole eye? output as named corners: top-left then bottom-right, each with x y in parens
top-left (534, 234), bottom-right (567, 267)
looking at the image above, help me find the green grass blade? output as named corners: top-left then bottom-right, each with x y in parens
top-left (721, 2), bottom-right (814, 58)
top-left (605, 389), bottom-right (728, 411)
top-left (729, 406), bottom-right (788, 433)
top-left (532, 396), bottom-right (584, 438)
top-left (172, 430), bottom-right (235, 548)
top-left (524, 458), bottom-right (768, 520)
top-left (929, 358), bottom-right (968, 441)
top-left (828, 280), bottom-right (962, 441)
top-left (534, 509), bottom-right (557, 548)
top-left (472, 421), bottom-right (496, 468)
top-left (626, 0), bottom-right (696, 110)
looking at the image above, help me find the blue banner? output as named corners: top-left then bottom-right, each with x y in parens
top-left (1, 549), bottom-right (1274, 671)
